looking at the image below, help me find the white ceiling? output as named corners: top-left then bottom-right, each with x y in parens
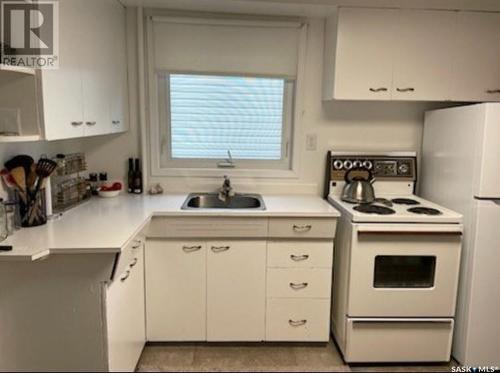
top-left (120, 0), bottom-right (500, 17)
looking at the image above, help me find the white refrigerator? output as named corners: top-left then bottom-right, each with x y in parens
top-left (421, 103), bottom-right (500, 366)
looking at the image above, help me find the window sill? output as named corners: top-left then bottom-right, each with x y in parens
top-left (151, 167), bottom-right (300, 179)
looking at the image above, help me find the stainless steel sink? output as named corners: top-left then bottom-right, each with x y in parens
top-left (181, 193), bottom-right (266, 210)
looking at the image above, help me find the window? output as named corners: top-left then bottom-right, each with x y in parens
top-left (158, 73), bottom-right (294, 170)
top-left (148, 15), bottom-right (306, 176)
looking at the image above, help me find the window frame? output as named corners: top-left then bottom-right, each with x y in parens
top-left (146, 15), bottom-right (308, 179)
top-left (157, 71), bottom-right (295, 171)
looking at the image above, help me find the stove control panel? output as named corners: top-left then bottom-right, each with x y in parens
top-left (326, 152), bottom-right (416, 181)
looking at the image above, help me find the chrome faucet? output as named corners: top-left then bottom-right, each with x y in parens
top-left (218, 175), bottom-right (235, 202)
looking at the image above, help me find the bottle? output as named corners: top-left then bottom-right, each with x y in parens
top-left (127, 158), bottom-right (134, 193)
top-left (133, 158), bottom-right (143, 194)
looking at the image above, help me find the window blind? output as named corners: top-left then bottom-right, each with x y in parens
top-left (169, 74), bottom-right (286, 160)
top-left (152, 17), bottom-right (303, 77)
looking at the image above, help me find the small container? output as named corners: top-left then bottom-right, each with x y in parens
top-left (4, 200), bottom-right (18, 235)
top-left (0, 199), bottom-right (8, 241)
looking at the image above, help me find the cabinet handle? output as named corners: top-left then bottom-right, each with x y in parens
top-left (289, 282), bottom-right (308, 290)
top-left (293, 224), bottom-right (312, 233)
top-left (71, 121), bottom-right (83, 126)
top-left (120, 269), bottom-right (130, 282)
top-left (129, 257), bottom-right (138, 267)
top-left (369, 87), bottom-right (388, 92)
top-left (396, 87), bottom-right (415, 92)
top-left (182, 245), bottom-right (202, 253)
top-left (290, 254), bottom-right (309, 262)
top-left (112, 120), bottom-right (121, 124)
top-left (211, 246), bottom-right (230, 253)
top-left (289, 319), bottom-right (307, 327)
top-left (86, 121), bottom-right (97, 126)
top-left (486, 89), bottom-right (500, 94)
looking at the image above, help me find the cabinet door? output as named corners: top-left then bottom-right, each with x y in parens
top-left (453, 12), bottom-right (500, 102)
top-left (207, 240), bottom-right (266, 341)
top-left (334, 8), bottom-right (396, 100)
top-left (145, 240), bottom-right (207, 341)
top-left (109, 0), bottom-right (129, 134)
top-left (392, 10), bottom-right (456, 101)
top-left (80, 0), bottom-right (113, 136)
top-left (41, 0), bottom-right (85, 140)
top-left (107, 245), bottom-right (146, 372)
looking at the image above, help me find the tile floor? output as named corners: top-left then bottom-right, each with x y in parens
top-left (136, 340), bottom-right (456, 372)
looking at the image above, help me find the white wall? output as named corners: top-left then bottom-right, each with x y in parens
top-left (0, 11), bottom-right (447, 200)
top-left (146, 17), bottom-right (444, 195)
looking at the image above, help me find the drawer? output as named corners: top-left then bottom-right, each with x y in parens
top-left (267, 240), bottom-right (333, 268)
top-left (268, 218), bottom-right (337, 239)
top-left (267, 268), bottom-right (332, 298)
top-left (147, 217), bottom-right (268, 238)
top-left (266, 298), bottom-right (330, 341)
top-left (111, 236), bottom-right (144, 281)
top-left (344, 318), bottom-right (454, 363)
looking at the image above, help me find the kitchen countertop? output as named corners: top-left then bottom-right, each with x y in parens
top-left (0, 194), bottom-right (340, 261)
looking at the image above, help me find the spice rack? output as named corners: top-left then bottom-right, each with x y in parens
top-left (51, 153), bottom-right (91, 213)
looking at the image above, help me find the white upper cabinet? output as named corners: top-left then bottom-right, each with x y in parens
top-left (453, 11), bottom-right (500, 102)
top-left (392, 10), bottom-right (456, 101)
top-left (40, 0), bottom-right (85, 140)
top-left (329, 8), bottom-right (396, 100)
top-left (40, 0), bottom-right (129, 140)
top-left (324, 7), bottom-right (500, 102)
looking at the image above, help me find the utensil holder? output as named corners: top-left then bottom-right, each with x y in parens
top-left (18, 191), bottom-right (47, 228)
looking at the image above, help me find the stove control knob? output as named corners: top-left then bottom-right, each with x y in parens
top-left (363, 161), bottom-right (373, 170)
top-left (343, 160), bottom-right (353, 170)
top-left (333, 160), bottom-right (344, 170)
top-left (353, 160), bottom-right (363, 168)
top-left (398, 163), bottom-right (410, 175)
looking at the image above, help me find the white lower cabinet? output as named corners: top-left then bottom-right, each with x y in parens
top-left (144, 218), bottom-right (336, 343)
top-left (106, 241), bottom-right (146, 372)
top-left (207, 240), bottom-right (266, 341)
top-left (145, 240), bottom-right (206, 341)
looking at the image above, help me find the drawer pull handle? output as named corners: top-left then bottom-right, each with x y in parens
top-left (129, 258), bottom-right (138, 267)
top-left (369, 87), bottom-right (388, 92)
top-left (396, 87), bottom-right (415, 92)
top-left (211, 246), bottom-right (230, 253)
top-left (486, 89), bottom-right (500, 94)
top-left (182, 245), bottom-right (202, 253)
top-left (293, 224), bottom-right (312, 233)
top-left (86, 121), bottom-right (97, 126)
top-left (290, 282), bottom-right (308, 290)
top-left (120, 270), bottom-right (130, 282)
top-left (71, 121), bottom-right (83, 126)
top-left (290, 254), bottom-right (309, 262)
top-left (132, 244), bottom-right (141, 249)
top-left (289, 319), bottom-right (307, 327)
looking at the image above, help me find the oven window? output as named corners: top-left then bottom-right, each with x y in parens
top-left (374, 256), bottom-right (436, 288)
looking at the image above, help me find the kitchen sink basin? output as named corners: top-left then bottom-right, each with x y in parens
top-left (181, 193), bottom-right (266, 210)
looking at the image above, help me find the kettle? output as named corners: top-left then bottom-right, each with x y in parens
top-left (341, 168), bottom-right (376, 204)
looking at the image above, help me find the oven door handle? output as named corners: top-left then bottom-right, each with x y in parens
top-left (357, 231), bottom-right (462, 236)
top-left (351, 318), bottom-right (453, 323)
top-left (357, 226), bottom-right (462, 235)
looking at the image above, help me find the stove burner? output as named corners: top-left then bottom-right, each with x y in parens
top-left (408, 207), bottom-right (442, 216)
top-left (354, 205), bottom-right (396, 215)
top-left (392, 198), bottom-right (420, 205)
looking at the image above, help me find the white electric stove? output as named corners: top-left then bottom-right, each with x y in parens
top-left (326, 151), bottom-right (463, 363)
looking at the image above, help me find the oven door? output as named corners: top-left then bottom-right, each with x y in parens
top-left (347, 224), bottom-right (462, 317)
